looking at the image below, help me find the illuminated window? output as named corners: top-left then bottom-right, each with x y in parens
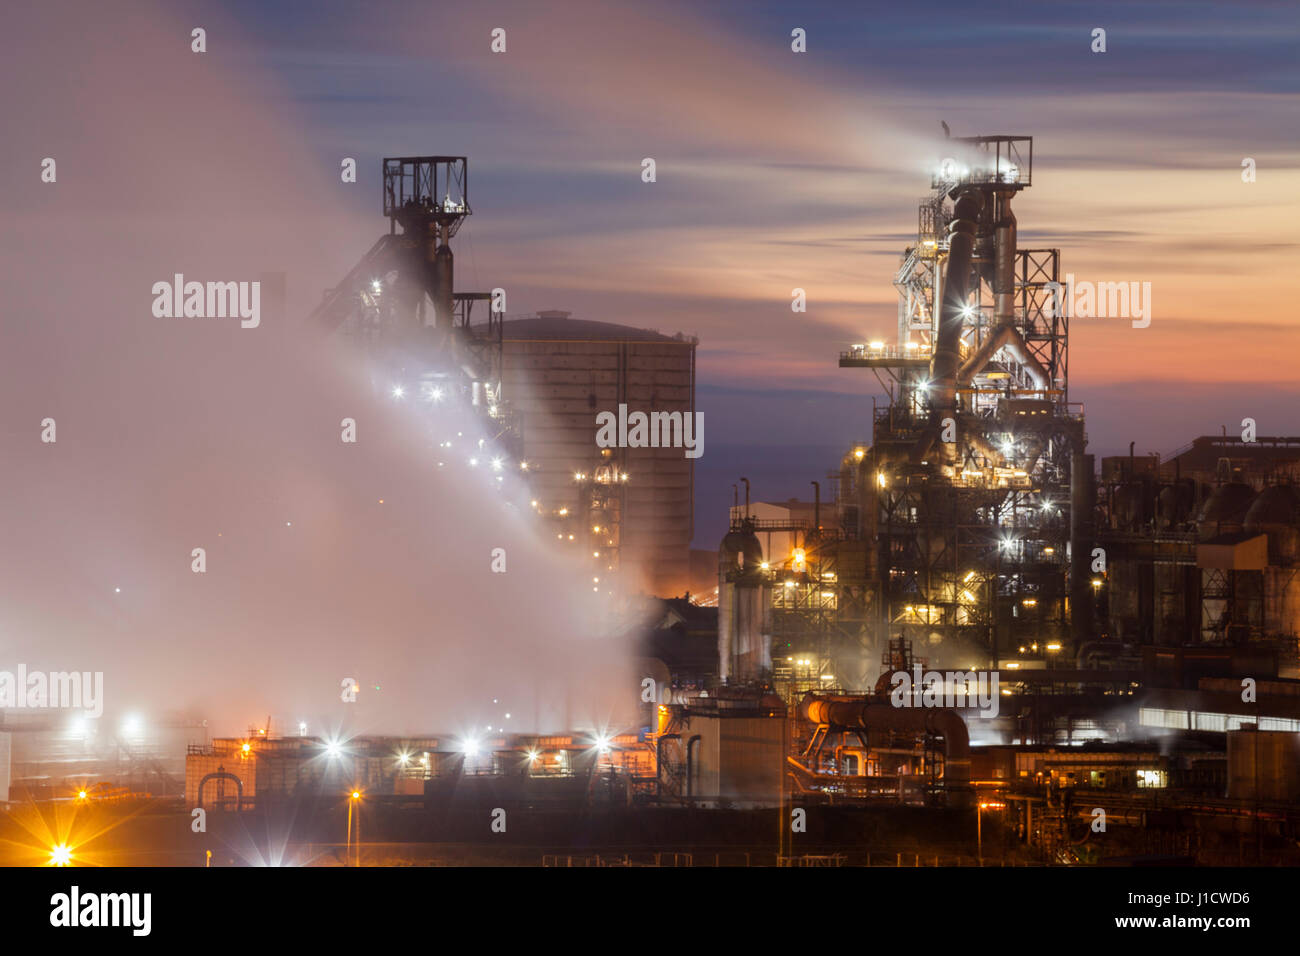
top-left (1138, 708), bottom-right (1189, 730)
top-left (1136, 769), bottom-right (1167, 789)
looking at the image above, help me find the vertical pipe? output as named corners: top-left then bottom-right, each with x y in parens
top-left (718, 540), bottom-right (735, 682)
top-left (928, 189), bottom-right (984, 463)
top-left (993, 191), bottom-right (1017, 326)
top-left (811, 481), bottom-right (821, 531)
top-left (1071, 452), bottom-right (1096, 647)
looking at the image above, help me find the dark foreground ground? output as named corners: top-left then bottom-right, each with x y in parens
top-left (0, 794), bottom-right (1291, 866)
top-left (0, 796), bottom-right (1021, 867)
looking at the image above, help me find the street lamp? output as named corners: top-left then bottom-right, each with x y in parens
top-left (347, 790), bottom-right (362, 867)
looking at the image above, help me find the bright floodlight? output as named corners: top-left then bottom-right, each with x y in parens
top-left (391, 385), bottom-right (405, 399)
top-left (50, 844), bottom-right (71, 866)
top-left (121, 714), bottom-right (142, 737)
top-left (491, 457), bottom-right (503, 472)
top-left (325, 741), bottom-right (341, 758)
top-left (461, 738), bottom-right (480, 757)
top-left (594, 734), bottom-right (612, 754)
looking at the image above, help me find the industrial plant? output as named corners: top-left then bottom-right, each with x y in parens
top-left (5, 141), bottom-right (1299, 870)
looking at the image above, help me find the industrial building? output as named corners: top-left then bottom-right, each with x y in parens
top-left (684, 134), bottom-right (1300, 861)
top-left (184, 732), bottom-right (655, 810)
top-left (0, 711), bottom-right (203, 803)
top-left (311, 158), bottom-right (698, 599)
top-left (501, 310), bottom-right (698, 596)
top-left (14, 141), bottom-right (1300, 866)
top-left (1098, 435), bottom-right (1300, 654)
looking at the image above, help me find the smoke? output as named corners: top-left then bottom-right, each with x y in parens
top-left (0, 1), bottom-right (634, 738)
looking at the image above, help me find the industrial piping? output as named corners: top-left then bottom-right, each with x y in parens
top-left (799, 696), bottom-right (971, 792)
top-left (957, 322), bottom-right (1050, 390)
top-left (926, 188), bottom-right (984, 464)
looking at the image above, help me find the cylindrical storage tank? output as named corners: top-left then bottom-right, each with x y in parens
top-left (1198, 482), bottom-right (1256, 540)
top-left (1156, 480), bottom-right (1195, 530)
top-left (1112, 481), bottom-right (1147, 531)
top-left (718, 530), bottom-right (764, 682)
top-left (734, 580), bottom-right (762, 678)
top-left (1244, 484), bottom-right (1300, 564)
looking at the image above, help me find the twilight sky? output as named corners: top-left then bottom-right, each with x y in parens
top-left (203, 0), bottom-right (1299, 537)
top-left (0, 0), bottom-right (1296, 732)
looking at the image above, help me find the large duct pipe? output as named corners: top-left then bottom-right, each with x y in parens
top-left (800, 696), bottom-right (971, 791)
top-left (993, 190), bottom-right (1017, 325)
top-left (431, 242), bottom-right (454, 329)
top-left (957, 322), bottom-right (1050, 391)
top-left (927, 189), bottom-right (984, 461)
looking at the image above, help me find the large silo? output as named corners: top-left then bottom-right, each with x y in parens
top-left (501, 311), bottom-right (698, 596)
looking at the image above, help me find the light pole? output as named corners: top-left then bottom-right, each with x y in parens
top-left (348, 790), bottom-right (361, 867)
top-left (977, 801), bottom-right (984, 866)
